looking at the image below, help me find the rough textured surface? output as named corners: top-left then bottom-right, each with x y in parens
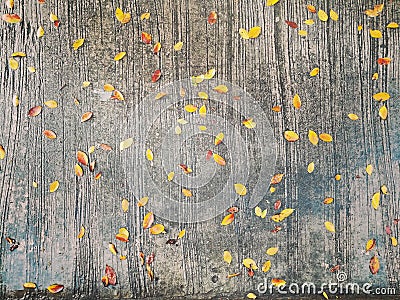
top-left (0, 0), bottom-right (400, 299)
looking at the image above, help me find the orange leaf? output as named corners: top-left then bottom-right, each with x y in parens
top-left (23, 282), bottom-right (36, 289)
top-left (369, 255), bottom-right (380, 274)
top-left (143, 212), bottom-right (154, 229)
top-left (208, 11), bottom-right (217, 25)
top-left (77, 225), bottom-right (85, 238)
top-left (149, 224), bottom-right (165, 235)
top-left (319, 133), bottom-right (333, 142)
top-left (221, 213), bottom-right (235, 225)
top-left (81, 111), bottom-right (93, 122)
top-left (116, 227), bottom-right (129, 242)
top-left (182, 188), bottom-right (192, 197)
top-left (47, 284), bottom-right (64, 294)
top-left (0, 145), bottom-right (5, 160)
top-left (43, 130), bottom-right (56, 139)
top-left (49, 180), bottom-right (59, 193)
top-left (2, 13), bottom-right (21, 23)
top-left (284, 131), bottom-right (299, 142)
top-left (153, 42), bottom-right (161, 54)
top-left (77, 151), bottom-right (89, 166)
top-left (270, 173), bottom-right (284, 184)
top-left (141, 32), bottom-right (152, 44)
top-left (271, 278), bottom-right (286, 287)
top-left (377, 57), bottom-right (391, 65)
top-left (27, 105), bottom-right (42, 117)
top-left (213, 153), bottom-right (226, 166)
top-left (293, 94), bottom-right (301, 109)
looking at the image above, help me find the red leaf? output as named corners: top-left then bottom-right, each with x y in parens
top-left (28, 105), bottom-right (42, 117)
top-left (208, 11), bottom-right (217, 25)
top-left (146, 253), bottom-right (155, 265)
top-left (151, 69), bottom-right (161, 83)
top-left (141, 32), bottom-right (152, 44)
top-left (105, 265), bottom-right (117, 285)
top-left (206, 150), bottom-right (213, 160)
top-left (285, 20), bottom-right (298, 28)
top-left (274, 200), bottom-right (281, 210)
top-left (385, 225), bottom-right (392, 235)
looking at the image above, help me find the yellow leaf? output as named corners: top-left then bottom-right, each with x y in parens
top-left (242, 118), bottom-right (256, 128)
top-left (11, 51), bottom-right (26, 57)
top-left (215, 132), bottom-right (224, 145)
top-left (247, 293), bottom-right (257, 299)
top-left (254, 206), bottom-right (267, 218)
top-left (184, 104), bottom-right (198, 113)
top-left (178, 229), bottom-right (186, 239)
top-left (146, 149), bottom-right (154, 161)
top-left (366, 238), bottom-right (376, 251)
top-left (234, 183), bottom-right (247, 196)
top-left (143, 212), bottom-right (154, 229)
top-left (43, 100), bottom-right (57, 108)
top-left (348, 113), bottom-right (359, 120)
top-left (271, 208), bottom-right (294, 222)
top-left (373, 92), bottom-right (390, 101)
top-left (9, 58), bottom-right (18, 70)
top-left (175, 125), bottom-right (182, 135)
top-left (72, 38), bottom-right (85, 51)
top-left (358, 25), bottom-right (363, 31)
top-left (381, 185), bottom-right (388, 195)
top-left (150, 224), bottom-right (165, 235)
top-left (298, 30), bottom-right (308, 36)
top-left (243, 258), bottom-right (258, 270)
top-left (204, 68), bottom-right (216, 79)
top-left (49, 180), bottom-right (59, 193)
top-left (109, 243), bottom-right (118, 255)
top-left (266, 247), bottom-right (278, 256)
top-left (266, 0), bottom-right (280, 6)
top-left (284, 131), bottom-right (299, 142)
top-left (370, 29), bottom-right (382, 38)
top-left (120, 138), bottom-right (133, 150)
top-left (391, 237), bottom-right (398, 247)
top-left (248, 26), bottom-right (261, 38)
top-left (140, 12), bottom-right (150, 20)
top-left (37, 26), bottom-right (44, 38)
top-left (82, 81), bottom-right (91, 88)
top-left (199, 105), bottom-right (206, 117)
top-left (77, 226), bottom-right (85, 238)
top-left (155, 92), bottom-right (167, 100)
top-left (0, 145), bottom-right (5, 160)
top-left (307, 162), bottom-right (315, 173)
top-left (167, 171), bottom-right (175, 181)
top-left (324, 221), bottom-right (336, 233)
top-left (114, 51), bottom-right (126, 61)
top-left (372, 192), bottom-right (380, 210)
top-left (239, 28), bottom-right (250, 39)
top-left (214, 85), bottom-right (228, 94)
top-left (323, 197), bottom-right (334, 204)
top-left (174, 41), bottom-right (184, 51)
top-left (27, 66), bottom-right (36, 73)
top-left (122, 199), bottom-right (130, 211)
top-left (198, 125), bottom-right (207, 131)
top-left (213, 153), bottom-right (226, 166)
top-left (304, 19), bottom-right (315, 25)
top-left (319, 133), bottom-right (333, 142)
top-left (198, 91), bottom-right (208, 100)
top-left (330, 9), bottom-right (339, 21)
top-left (221, 213), bottom-right (235, 225)
top-left (262, 260), bottom-right (271, 272)
top-left (104, 84), bottom-right (115, 92)
top-left (318, 9), bottom-right (329, 22)
top-left (182, 188), bottom-right (192, 197)
top-left (293, 94), bottom-right (301, 109)
top-left (308, 130), bottom-right (319, 145)
top-left (310, 68), bottom-right (319, 77)
top-left (387, 22), bottom-right (399, 29)
top-left (23, 282), bottom-right (37, 289)
top-left (115, 7), bottom-right (131, 24)
top-left (224, 250), bottom-right (232, 264)
top-left (379, 106), bottom-right (388, 120)
top-left (74, 164), bottom-right (83, 177)
top-left (323, 291), bottom-right (329, 300)
top-left (137, 197), bottom-right (148, 207)
top-left (13, 95), bottom-right (19, 107)
top-left (366, 164), bottom-right (373, 175)
top-left (372, 73), bottom-right (379, 80)
top-left (50, 13), bottom-right (58, 22)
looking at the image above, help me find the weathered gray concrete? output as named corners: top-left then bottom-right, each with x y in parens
top-left (0, 0), bottom-right (400, 299)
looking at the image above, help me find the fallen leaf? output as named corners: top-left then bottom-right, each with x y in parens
top-left (307, 5), bottom-right (316, 13)
top-left (2, 13), bottom-right (21, 23)
top-left (293, 94), bottom-right (301, 109)
top-left (307, 162), bottom-right (315, 173)
top-left (365, 4), bottom-right (384, 17)
top-left (370, 29), bottom-right (382, 38)
top-left (372, 192), bottom-right (380, 210)
top-left (47, 284), bottom-right (64, 294)
top-left (308, 130), bottom-right (319, 145)
top-left (81, 111), bottom-right (93, 122)
top-left (74, 164), bottom-right (83, 177)
top-left (167, 171), bottom-right (175, 181)
top-left (150, 224), bottom-right (165, 235)
top-left (262, 260), bottom-right (271, 272)
top-left (182, 188), bottom-right (192, 197)
top-left (266, 0), bottom-right (280, 6)
top-left (284, 131), bottom-right (299, 142)
top-left (366, 239), bottom-right (376, 251)
top-left (116, 227), bottom-right (129, 242)
top-left (72, 38), bottom-right (84, 50)
top-left (184, 104), bottom-right (198, 112)
top-left (285, 20), bottom-right (298, 29)
top-left (348, 113), bottom-right (359, 120)
top-left (266, 247), bottom-right (278, 256)
top-left (234, 183), bottom-right (247, 196)
top-left (137, 197), bottom-right (148, 207)
top-left (49, 180), bottom-right (59, 193)
top-left (213, 153), bottom-right (226, 166)
top-left (270, 173), bottom-right (284, 184)
top-left (174, 41), bottom-right (184, 51)
top-left (37, 26), bottom-right (44, 38)
top-left (304, 19), bottom-right (315, 25)
top-left (208, 11), bottom-right (217, 25)
top-left (115, 7), bottom-right (131, 24)
top-left (9, 58), bottom-right (18, 70)
top-left (178, 229), bottom-right (186, 239)
top-left (381, 185), bottom-right (388, 195)
top-left (140, 12), bottom-right (150, 20)
top-left (105, 265), bottom-right (117, 285)
top-left (114, 51), bottom-right (126, 61)
top-left (0, 145), bottom-right (5, 160)
top-left (146, 149), bottom-right (154, 161)
top-left (247, 293), bottom-right (257, 299)
top-left (109, 243), bottom-right (118, 255)
top-left (23, 282), bottom-right (36, 289)
top-left (77, 226), bottom-right (85, 238)
top-left (387, 22), bottom-right (399, 29)
top-left (151, 69), bottom-right (161, 83)
top-left (242, 118), bottom-right (256, 129)
top-left (379, 106), bottom-right (388, 120)
top-left (77, 151), bottom-right (88, 166)
top-left (271, 278), bottom-right (286, 287)
top-left (104, 84), bottom-right (115, 92)
top-left (204, 68), bottom-right (216, 79)
top-left (319, 133), bottom-right (333, 142)
top-left (298, 30), bottom-right (307, 36)
top-left (141, 32), bottom-right (152, 44)
top-left (248, 26), bottom-right (261, 38)
top-left (221, 213), bottom-right (235, 225)
top-left (377, 57), bottom-right (391, 65)
top-left (243, 258), bottom-right (258, 270)
top-left (153, 42), bottom-right (162, 54)
top-left (224, 250), bottom-right (232, 264)
top-left (239, 28), bottom-right (249, 39)
top-left (143, 212), bottom-right (154, 229)
top-left (330, 9), bottom-right (339, 21)
top-left (43, 130), bottom-right (56, 139)
top-left (373, 92), bottom-right (390, 101)
top-left (366, 164), bottom-right (373, 175)
top-left (323, 197), bottom-right (334, 204)
top-left (324, 221), bottom-right (335, 233)
top-left (369, 255), bottom-right (380, 274)
top-left (318, 9), bottom-right (328, 22)
top-left (310, 68), bottom-right (320, 76)
top-left (391, 237), bottom-right (398, 247)
top-left (198, 91), bottom-right (208, 100)
top-left (120, 138), bottom-right (133, 150)
top-left (215, 132), bottom-right (224, 145)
